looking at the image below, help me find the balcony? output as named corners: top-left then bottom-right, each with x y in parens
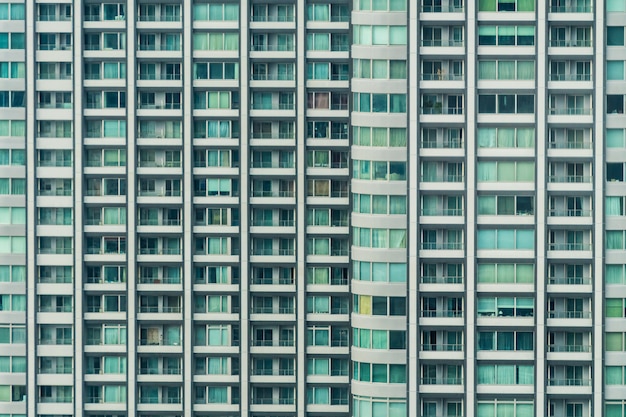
top-left (547, 277), bottom-right (592, 297)
top-left (421, 310), bottom-right (463, 318)
top-left (547, 243), bottom-right (592, 252)
top-left (549, 107), bottom-right (592, 116)
top-left (548, 378), bottom-right (591, 387)
top-left (547, 310), bottom-right (592, 328)
top-left (420, 275), bottom-right (464, 284)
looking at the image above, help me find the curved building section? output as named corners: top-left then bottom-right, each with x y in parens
top-left (350, 1), bottom-right (408, 415)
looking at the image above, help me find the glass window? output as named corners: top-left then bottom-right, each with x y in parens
top-left (609, 27), bottom-right (625, 46)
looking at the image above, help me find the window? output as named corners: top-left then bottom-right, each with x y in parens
top-left (353, 126), bottom-right (407, 147)
top-left (353, 227), bottom-right (407, 249)
top-left (353, 93), bottom-right (406, 113)
top-left (477, 365), bottom-right (534, 384)
top-left (477, 297), bottom-right (534, 317)
top-left (194, 90), bottom-right (239, 110)
top-left (478, 94), bottom-right (534, 113)
top-left (353, 59), bottom-right (407, 79)
top-left (609, 60), bottom-right (626, 80)
top-left (0, 265), bottom-right (25, 283)
top-left (607, 367), bottom-right (626, 385)
top-left (608, 26), bottom-right (625, 46)
top-left (193, 3), bottom-right (238, 21)
top-left (606, 299), bottom-right (626, 318)
top-left (608, 231), bottom-right (626, 250)
top-left (352, 328), bottom-right (406, 349)
top-left (477, 229), bottom-right (535, 250)
top-left (193, 33), bottom-right (239, 51)
top-left (0, 3), bottom-right (24, 20)
top-left (194, 62), bottom-right (238, 80)
top-left (352, 261), bottom-right (406, 283)
top-left (0, 325), bottom-right (25, 344)
top-left (353, 25), bottom-right (407, 45)
top-left (353, 295), bottom-right (405, 316)
top-left (353, 193), bottom-right (407, 215)
top-left (353, 160), bottom-right (406, 181)
top-left (477, 161), bottom-right (535, 182)
top-left (478, 331), bottom-right (534, 350)
top-left (477, 127), bottom-right (535, 148)
top-left (479, 0), bottom-right (535, 11)
top-left (0, 294), bottom-right (25, 311)
top-left (477, 195), bottom-right (534, 215)
top-left (354, 0), bottom-right (406, 11)
top-left (608, 95), bottom-right (625, 114)
top-left (607, 333), bottom-right (626, 351)
top-left (478, 60), bottom-right (535, 80)
top-left (353, 362), bottom-right (406, 383)
top-left (477, 263), bottom-right (534, 283)
top-left (0, 237), bottom-right (26, 254)
top-left (478, 25), bottom-right (535, 46)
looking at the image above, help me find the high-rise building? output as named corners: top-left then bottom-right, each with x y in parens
top-left (1, 1), bottom-right (625, 417)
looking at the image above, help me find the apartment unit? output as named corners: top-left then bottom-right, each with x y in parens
top-left (0, 0), bottom-right (625, 417)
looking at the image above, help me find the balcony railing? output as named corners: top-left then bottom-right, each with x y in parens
top-left (138, 306), bottom-right (182, 313)
top-left (138, 248), bottom-right (182, 255)
top-left (422, 5), bottom-right (464, 12)
top-left (421, 174), bottom-right (464, 183)
top-left (250, 15), bottom-right (295, 22)
top-left (39, 189), bottom-right (72, 196)
top-left (549, 209), bottom-right (591, 217)
top-left (421, 40), bottom-right (464, 47)
top-left (38, 14), bottom-right (71, 21)
top-left (548, 175), bottom-right (592, 183)
top-left (547, 378), bottom-right (591, 386)
top-left (421, 139), bottom-right (463, 149)
top-left (421, 106), bottom-right (463, 115)
top-left (547, 276), bottom-right (592, 285)
top-left (251, 368), bottom-right (295, 376)
top-left (422, 73), bottom-right (464, 81)
top-left (550, 74), bottom-right (591, 81)
top-left (421, 242), bottom-right (464, 250)
top-left (138, 338), bottom-right (181, 346)
top-left (549, 40), bottom-right (592, 47)
top-left (251, 190), bottom-right (295, 198)
top-left (421, 310), bottom-right (463, 318)
top-left (138, 276), bottom-right (181, 284)
top-left (547, 311), bottom-right (592, 318)
top-left (251, 44), bottom-right (295, 52)
top-left (421, 276), bottom-right (464, 284)
top-left (251, 161), bottom-right (294, 169)
top-left (550, 5), bottom-right (592, 12)
top-left (138, 218), bottom-right (181, 226)
top-left (549, 108), bottom-right (592, 115)
top-left (421, 208), bottom-right (464, 216)
top-left (251, 277), bottom-right (294, 285)
top-left (251, 73), bottom-right (295, 81)
top-left (137, 14), bottom-right (181, 22)
top-left (547, 243), bottom-right (592, 251)
top-left (251, 398), bottom-right (295, 405)
top-left (39, 339), bottom-right (72, 345)
top-left (138, 103), bottom-right (181, 110)
top-left (251, 307), bottom-right (294, 314)
top-left (138, 73), bottom-right (181, 80)
top-left (548, 140), bottom-right (592, 149)
top-left (250, 249), bottom-right (295, 256)
top-left (421, 377), bottom-right (463, 385)
top-left (252, 339), bottom-right (294, 347)
top-left (421, 343), bottom-right (463, 351)
top-left (139, 396), bottom-right (181, 404)
top-left (139, 367), bottom-right (181, 375)
top-left (547, 344), bottom-right (591, 352)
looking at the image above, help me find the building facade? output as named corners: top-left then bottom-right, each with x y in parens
top-left (0, 0), bottom-right (625, 417)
